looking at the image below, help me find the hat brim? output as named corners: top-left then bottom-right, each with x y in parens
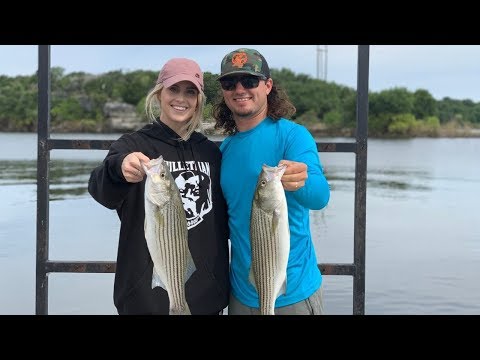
top-left (217, 70), bottom-right (266, 80)
top-left (162, 74), bottom-right (203, 93)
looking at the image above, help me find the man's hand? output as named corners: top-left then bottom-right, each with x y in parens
top-left (278, 160), bottom-right (308, 191)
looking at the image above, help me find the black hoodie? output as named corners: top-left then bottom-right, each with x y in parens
top-left (88, 120), bottom-right (230, 315)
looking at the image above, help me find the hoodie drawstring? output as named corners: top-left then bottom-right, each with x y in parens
top-left (177, 141), bottom-right (187, 169)
top-left (151, 119), bottom-right (200, 185)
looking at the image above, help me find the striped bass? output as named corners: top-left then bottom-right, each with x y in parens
top-left (143, 155), bottom-right (195, 315)
top-left (249, 163), bottom-right (290, 315)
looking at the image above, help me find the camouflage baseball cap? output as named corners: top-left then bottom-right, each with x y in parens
top-left (218, 48), bottom-right (270, 80)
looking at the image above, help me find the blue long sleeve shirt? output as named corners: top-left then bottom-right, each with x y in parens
top-left (220, 117), bottom-right (330, 308)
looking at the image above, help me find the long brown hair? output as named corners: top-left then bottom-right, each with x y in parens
top-left (212, 83), bottom-right (296, 135)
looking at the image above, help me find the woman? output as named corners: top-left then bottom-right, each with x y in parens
top-left (88, 58), bottom-right (230, 315)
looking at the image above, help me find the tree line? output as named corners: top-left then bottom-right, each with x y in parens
top-left (1, 67), bottom-right (479, 136)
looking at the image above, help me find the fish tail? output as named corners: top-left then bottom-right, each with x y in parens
top-left (169, 304), bottom-right (191, 315)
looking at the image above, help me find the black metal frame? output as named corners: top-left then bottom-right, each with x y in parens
top-left (36, 45), bottom-right (369, 315)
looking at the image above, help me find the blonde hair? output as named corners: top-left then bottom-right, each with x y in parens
top-left (145, 82), bottom-right (206, 141)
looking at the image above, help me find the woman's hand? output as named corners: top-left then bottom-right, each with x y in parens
top-left (122, 152), bottom-right (151, 183)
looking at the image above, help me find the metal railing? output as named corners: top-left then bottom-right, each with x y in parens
top-left (36, 45), bottom-right (369, 314)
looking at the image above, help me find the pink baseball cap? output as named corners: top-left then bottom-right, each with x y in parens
top-left (156, 58), bottom-right (204, 92)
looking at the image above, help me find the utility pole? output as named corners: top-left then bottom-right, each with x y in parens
top-left (316, 45), bottom-right (328, 81)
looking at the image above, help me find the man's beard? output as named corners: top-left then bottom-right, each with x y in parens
top-left (234, 109), bottom-right (254, 118)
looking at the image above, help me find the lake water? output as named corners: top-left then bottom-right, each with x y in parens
top-left (1, 132), bottom-right (479, 315)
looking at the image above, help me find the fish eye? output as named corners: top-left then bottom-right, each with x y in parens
top-left (160, 172), bottom-right (166, 178)
top-left (260, 180), bottom-right (266, 186)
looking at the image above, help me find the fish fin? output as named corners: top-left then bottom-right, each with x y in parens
top-left (157, 210), bottom-right (164, 229)
top-left (280, 277), bottom-right (287, 296)
top-left (151, 266), bottom-right (167, 290)
top-left (272, 208), bottom-right (280, 233)
top-left (184, 251), bottom-right (196, 283)
top-left (248, 267), bottom-right (257, 292)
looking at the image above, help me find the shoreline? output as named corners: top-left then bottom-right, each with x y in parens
top-left (1, 127), bottom-right (480, 139)
top-left (308, 129), bottom-right (480, 139)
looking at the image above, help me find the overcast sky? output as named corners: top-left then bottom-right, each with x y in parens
top-left (1, 45), bottom-right (479, 102)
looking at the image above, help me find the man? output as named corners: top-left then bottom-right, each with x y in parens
top-left (212, 48), bottom-right (330, 315)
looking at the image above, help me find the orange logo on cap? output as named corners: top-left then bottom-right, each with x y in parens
top-left (232, 52), bottom-right (247, 68)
